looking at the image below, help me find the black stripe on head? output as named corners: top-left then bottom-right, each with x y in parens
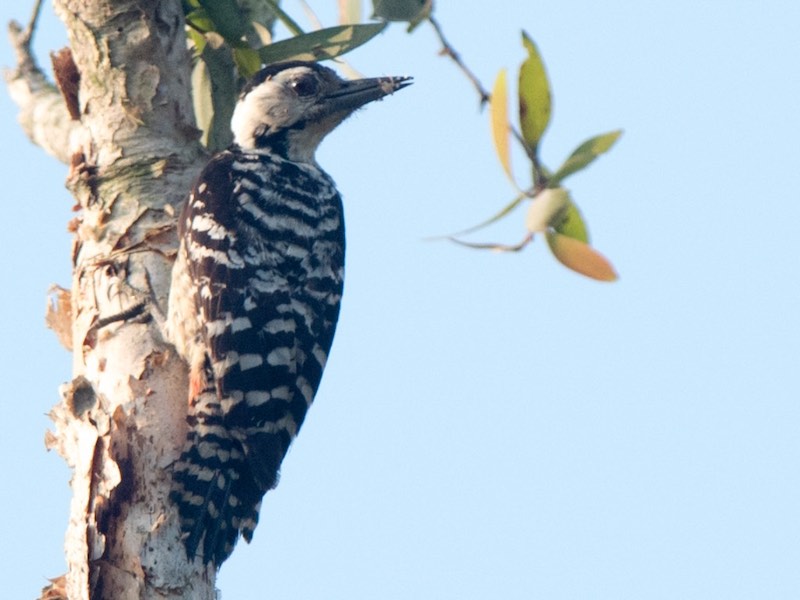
top-left (240, 61), bottom-right (336, 98)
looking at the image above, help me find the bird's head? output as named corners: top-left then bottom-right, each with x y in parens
top-left (230, 61), bottom-right (412, 162)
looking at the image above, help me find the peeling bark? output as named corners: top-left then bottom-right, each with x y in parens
top-left (7, 1), bottom-right (216, 598)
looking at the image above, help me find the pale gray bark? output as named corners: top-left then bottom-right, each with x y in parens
top-left (6, 2), bottom-right (78, 163)
top-left (7, 1), bottom-right (215, 598)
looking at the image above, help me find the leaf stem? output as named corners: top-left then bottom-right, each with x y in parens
top-left (510, 124), bottom-right (538, 168)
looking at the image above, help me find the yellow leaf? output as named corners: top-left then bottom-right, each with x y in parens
top-left (338, 0), bottom-right (361, 24)
top-left (489, 69), bottom-right (514, 183)
top-left (545, 232), bottom-right (618, 282)
top-left (191, 59), bottom-right (213, 148)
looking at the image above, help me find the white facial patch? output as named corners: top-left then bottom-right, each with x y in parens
top-left (231, 67), bottom-right (322, 149)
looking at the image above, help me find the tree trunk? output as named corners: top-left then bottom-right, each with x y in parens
top-left (7, 0), bottom-right (214, 597)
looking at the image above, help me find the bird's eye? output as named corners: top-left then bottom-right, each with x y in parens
top-left (290, 76), bottom-right (319, 97)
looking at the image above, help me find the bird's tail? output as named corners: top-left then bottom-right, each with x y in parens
top-left (171, 389), bottom-right (263, 565)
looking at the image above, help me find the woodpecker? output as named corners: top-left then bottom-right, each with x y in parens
top-left (166, 61), bottom-right (410, 565)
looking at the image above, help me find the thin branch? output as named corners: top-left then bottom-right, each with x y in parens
top-left (427, 14), bottom-right (541, 180)
top-left (5, 0), bottom-right (79, 164)
top-left (447, 232), bottom-right (534, 253)
top-left (8, 0), bottom-right (44, 76)
top-left (511, 129), bottom-right (547, 191)
top-left (427, 14), bottom-right (490, 107)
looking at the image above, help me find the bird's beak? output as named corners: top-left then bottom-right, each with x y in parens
top-left (323, 75), bottom-right (413, 114)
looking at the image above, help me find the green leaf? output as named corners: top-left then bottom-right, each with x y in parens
top-left (433, 193), bottom-right (526, 240)
top-left (550, 130), bottom-right (623, 185)
top-left (489, 69), bottom-right (514, 184)
top-left (233, 47), bottom-right (262, 78)
top-left (186, 28), bottom-right (208, 54)
top-left (525, 187), bottom-right (568, 233)
top-left (258, 23), bottom-right (387, 64)
top-left (518, 31), bottom-right (551, 149)
top-left (198, 0), bottom-right (248, 44)
top-left (185, 8), bottom-right (216, 34)
top-left (555, 200), bottom-right (589, 243)
top-left (545, 232), bottom-right (618, 282)
top-left (372, 0), bottom-right (430, 22)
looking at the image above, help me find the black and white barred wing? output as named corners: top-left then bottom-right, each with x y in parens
top-left (170, 151), bottom-right (345, 564)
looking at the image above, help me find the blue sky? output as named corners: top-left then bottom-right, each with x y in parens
top-left (2, 1), bottom-right (799, 598)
